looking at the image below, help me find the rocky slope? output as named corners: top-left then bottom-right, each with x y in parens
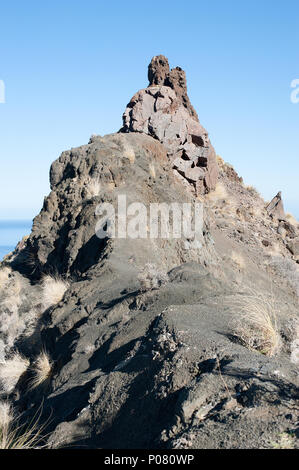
top-left (0, 56), bottom-right (298, 449)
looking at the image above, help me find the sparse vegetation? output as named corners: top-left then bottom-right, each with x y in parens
top-left (0, 401), bottom-right (13, 428)
top-left (85, 175), bottom-right (101, 198)
top-left (0, 404), bottom-right (47, 449)
top-left (231, 251), bottom-right (245, 270)
top-left (216, 154), bottom-right (225, 166)
top-left (149, 162), bottom-right (156, 178)
top-left (0, 352), bottom-right (29, 393)
top-left (29, 350), bottom-right (53, 390)
top-left (232, 291), bottom-right (281, 356)
top-left (0, 308), bottom-right (25, 350)
top-left (0, 267), bottom-right (11, 288)
top-left (138, 263), bottom-right (168, 292)
top-left (206, 182), bottom-right (227, 204)
top-left (270, 432), bottom-right (296, 449)
top-left (285, 212), bottom-right (299, 228)
top-left (0, 271), bottom-right (41, 354)
top-left (123, 146), bottom-right (135, 163)
top-left (245, 185), bottom-right (261, 197)
top-left (42, 275), bottom-right (69, 309)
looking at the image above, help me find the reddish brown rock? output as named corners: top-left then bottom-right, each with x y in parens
top-left (148, 55), bottom-right (170, 86)
top-left (120, 55), bottom-right (218, 194)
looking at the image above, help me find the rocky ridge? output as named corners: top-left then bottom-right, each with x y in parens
top-left (0, 56), bottom-right (298, 449)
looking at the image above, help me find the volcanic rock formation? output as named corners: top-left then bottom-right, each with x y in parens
top-left (120, 55), bottom-right (218, 195)
top-left (266, 191), bottom-right (286, 220)
top-left (0, 56), bottom-right (298, 450)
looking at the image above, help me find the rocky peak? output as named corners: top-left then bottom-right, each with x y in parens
top-left (120, 55), bottom-right (218, 195)
top-left (147, 55), bottom-right (170, 86)
top-left (147, 55), bottom-right (198, 120)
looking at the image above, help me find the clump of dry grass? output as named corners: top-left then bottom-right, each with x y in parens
top-left (0, 352), bottom-right (30, 393)
top-left (42, 275), bottom-right (69, 309)
top-left (0, 309), bottom-right (25, 351)
top-left (29, 350), bottom-right (53, 390)
top-left (232, 291), bottom-right (281, 356)
top-left (0, 267), bottom-right (11, 289)
top-left (0, 400), bottom-right (13, 449)
top-left (270, 432), bottom-right (296, 449)
top-left (206, 182), bottom-right (227, 204)
top-left (0, 401), bottom-right (13, 428)
top-left (0, 271), bottom-right (41, 353)
top-left (0, 404), bottom-right (47, 449)
top-left (123, 146), bottom-right (135, 164)
top-left (85, 175), bottom-right (101, 197)
top-left (138, 263), bottom-right (169, 292)
top-left (149, 162), bottom-right (156, 178)
top-left (245, 185), bottom-right (261, 197)
top-left (285, 212), bottom-right (298, 227)
top-left (216, 155), bottom-right (225, 166)
top-left (231, 251), bottom-right (245, 270)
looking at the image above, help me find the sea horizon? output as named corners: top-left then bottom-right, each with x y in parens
top-left (0, 219), bottom-right (32, 261)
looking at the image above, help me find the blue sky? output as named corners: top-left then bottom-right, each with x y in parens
top-left (0, 0), bottom-right (298, 220)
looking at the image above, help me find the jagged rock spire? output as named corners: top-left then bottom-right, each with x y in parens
top-left (148, 55), bottom-right (170, 86)
top-left (120, 55), bottom-right (218, 195)
top-left (147, 55), bottom-right (198, 120)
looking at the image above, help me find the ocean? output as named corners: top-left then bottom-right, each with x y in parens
top-left (0, 220), bottom-right (33, 261)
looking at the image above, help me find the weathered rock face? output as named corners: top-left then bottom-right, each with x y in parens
top-left (13, 132), bottom-right (215, 279)
top-left (120, 55), bottom-right (218, 195)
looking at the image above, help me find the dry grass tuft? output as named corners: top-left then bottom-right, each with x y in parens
top-left (0, 272), bottom-right (41, 353)
top-left (231, 251), bottom-right (245, 270)
top-left (42, 276), bottom-right (69, 309)
top-left (206, 182), bottom-right (227, 204)
top-left (149, 162), bottom-right (156, 178)
top-left (245, 185), bottom-right (261, 197)
top-left (0, 404), bottom-right (47, 449)
top-left (138, 263), bottom-right (169, 292)
top-left (0, 267), bottom-right (11, 289)
top-left (270, 432), bottom-right (296, 449)
top-left (232, 291), bottom-right (281, 356)
top-left (123, 146), bottom-right (135, 164)
top-left (0, 352), bottom-right (30, 393)
top-left (29, 350), bottom-right (53, 390)
top-left (85, 176), bottom-right (101, 197)
top-left (285, 212), bottom-right (298, 227)
top-left (0, 401), bottom-right (13, 428)
top-left (216, 155), bottom-right (225, 166)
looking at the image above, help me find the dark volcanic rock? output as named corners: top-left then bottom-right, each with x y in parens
top-left (120, 55), bottom-right (218, 195)
top-left (13, 133), bottom-right (215, 278)
top-left (0, 56), bottom-right (298, 451)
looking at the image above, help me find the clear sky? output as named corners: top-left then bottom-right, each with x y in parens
top-left (0, 0), bottom-right (298, 220)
